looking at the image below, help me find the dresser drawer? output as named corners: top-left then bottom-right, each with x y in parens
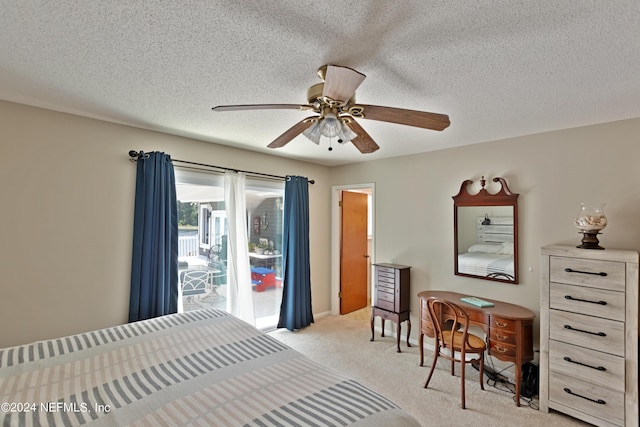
top-left (549, 256), bottom-right (626, 292)
top-left (550, 282), bottom-right (625, 321)
top-left (549, 310), bottom-right (624, 356)
top-left (549, 340), bottom-right (624, 391)
top-left (549, 372), bottom-right (624, 426)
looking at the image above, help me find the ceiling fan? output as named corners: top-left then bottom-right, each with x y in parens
top-left (212, 65), bottom-right (450, 153)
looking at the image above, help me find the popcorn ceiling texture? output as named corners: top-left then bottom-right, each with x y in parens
top-left (1, 1), bottom-right (639, 166)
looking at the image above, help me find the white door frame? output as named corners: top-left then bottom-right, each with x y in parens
top-left (330, 183), bottom-right (375, 315)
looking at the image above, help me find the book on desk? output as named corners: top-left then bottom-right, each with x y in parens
top-left (460, 296), bottom-right (494, 307)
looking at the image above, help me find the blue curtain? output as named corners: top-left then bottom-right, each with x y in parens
top-left (128, 152), bottom-right (179, 322)
top-left (277, 176), bottom-right (314, 330)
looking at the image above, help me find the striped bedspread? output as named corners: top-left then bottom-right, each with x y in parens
top-left (0, 309), bottom-right (419, 426)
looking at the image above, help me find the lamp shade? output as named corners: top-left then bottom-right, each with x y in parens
top-left (340, 122), bottom-right (358, 142)
top-left (302, 121), bottom-right (322, 144)
top-left (319, 113), bottom-right (341, 138)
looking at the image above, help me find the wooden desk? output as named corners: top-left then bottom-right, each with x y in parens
top-left (418, 290), bottom-right (535, 406)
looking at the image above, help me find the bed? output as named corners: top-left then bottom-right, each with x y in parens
top-left (457, 250), bottom-right (515, 279)
top-left (0, 309), bottom-right (419, 426)
top-left (457, 216), bottom-right (515, 280)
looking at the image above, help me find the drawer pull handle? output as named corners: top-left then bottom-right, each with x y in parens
top-left (563, 324), bottom-right (606, 337)
top-left (495, 321), bottom-right (508, 328)
top-left (564, 295), bottom-right (607, 305)
top-left (563, 388), bottom-right (606, 405)
top-left (563, 356), bottom-right (606, 371)
top-left (495, 346), bottom-right (508, 353)
top-left (496, 334), bottom-right (508, 340)
top-left (564, 268), bottom-right (607, 277)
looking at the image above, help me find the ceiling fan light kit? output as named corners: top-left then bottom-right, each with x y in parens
top-left (302, 120), bottom-right (322, 144)
top-left (212, 64), bottom-right (450, 154)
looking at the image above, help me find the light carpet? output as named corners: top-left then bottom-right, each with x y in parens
top-left (269, 313), bottom-right (588, 427)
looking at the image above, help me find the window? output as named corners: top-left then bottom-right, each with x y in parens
top-left (199, 204), bottom-right (211, 248)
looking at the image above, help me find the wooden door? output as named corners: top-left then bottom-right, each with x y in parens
top-left (340, 191), bottom-right (369, 314)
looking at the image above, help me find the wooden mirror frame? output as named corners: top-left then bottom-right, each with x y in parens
top-left (453, 176), bottom-right (519, 284)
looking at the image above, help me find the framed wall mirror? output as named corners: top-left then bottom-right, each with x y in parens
top-left (453, 177), bottom-right (519, 284)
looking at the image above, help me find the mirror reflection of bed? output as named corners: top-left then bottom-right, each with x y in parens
top-left (457, 209), bottom-right (515, 281)
top-left (452, 176), bottom-right (519, 283)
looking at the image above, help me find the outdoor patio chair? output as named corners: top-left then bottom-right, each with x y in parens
top-left (181, 269), bottom-right (209, 307)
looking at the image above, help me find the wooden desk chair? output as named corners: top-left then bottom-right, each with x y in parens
top-left (423, 297), bottom-right (486, 409)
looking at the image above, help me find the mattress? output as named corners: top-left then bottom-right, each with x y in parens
top-left (0, 309), bottom-right (419, 426)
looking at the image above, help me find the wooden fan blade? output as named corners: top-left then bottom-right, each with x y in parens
top-left (322, 65), bottom-right (366, 103)
top-left (356, 104), bottom-right (450, 131)
top-left (345, 119), bottom-right (380, 154)
top-left (267, 117), bottom-right (318, 149)
top-left (212, 104), bottom-right (311, 112)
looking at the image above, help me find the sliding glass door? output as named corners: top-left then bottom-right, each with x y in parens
top-left (175, 169), bottom-right (284, 330)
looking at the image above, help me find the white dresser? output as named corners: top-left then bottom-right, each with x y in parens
top-left (540, 245), bottom-right (638, 427)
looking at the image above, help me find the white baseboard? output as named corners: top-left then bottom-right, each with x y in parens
top-left (313, 310), bottom-right (332, 319)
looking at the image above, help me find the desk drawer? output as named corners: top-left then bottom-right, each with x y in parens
top-left (549, 256), bottom-right (626, 292)
top-left (549, 340), bottom-right (624, 391)
top-left (550, 282), bottom-right (624, 321)
top-left (421, 319), bottom-right (435, 338)
top-left (491, 315), bottom-right (517, 333)
top-left (549, 372), bottom-right (624, 426)
top-left (489, 340), bottom-right (516, 359)
top-left (549, 310), bottom-right (624, 356)
top-left (490, 328), bottom-right (516, 345)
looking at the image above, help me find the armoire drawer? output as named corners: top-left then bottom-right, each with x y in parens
top-left (549, 340), bottom-right (625, 391)
top-left (549, 256), bottom-right (626, 292)
top-left (376, 267), bottom-right (396, 278)
top-left (376, 275), bottom-right (396, 289)
top-left (549, 372), bottom-right (624, 426)
top-left (375, 299), bottom-right (395, 312)
top-left (549, 282), bottom-right (625, 321)
top-left (376, 289), bottom-right (395, 303)
top-left (549, 310), bottom-right (624, 356)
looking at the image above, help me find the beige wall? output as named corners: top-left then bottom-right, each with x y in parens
top-left (3, 98), bottom-right (639, 351)
top-left (329, 118), bottom-right (640, 350)
top-left (0, 101), bottom-right (331, 348)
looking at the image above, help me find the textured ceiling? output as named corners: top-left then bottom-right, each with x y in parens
top-left (1, 1), bottom-right (639, 166)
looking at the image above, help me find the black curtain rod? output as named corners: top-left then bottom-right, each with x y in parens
top-left (128, 150), bottom-right (315, 184)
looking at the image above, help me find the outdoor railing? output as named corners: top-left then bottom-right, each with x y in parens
top-left (179, 235), bottom-right (199, 257)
